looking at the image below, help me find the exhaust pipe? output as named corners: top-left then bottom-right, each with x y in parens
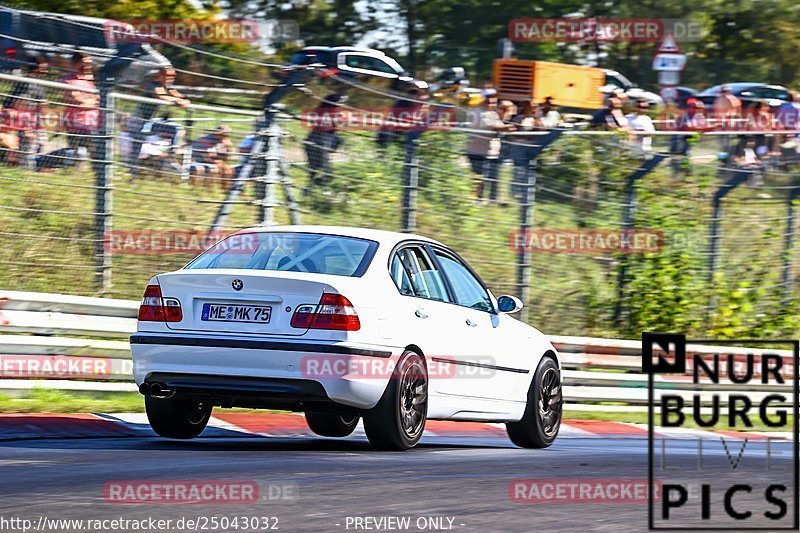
top-left (146, 382), bottom-right (175, 399)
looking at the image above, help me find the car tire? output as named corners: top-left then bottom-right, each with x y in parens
top-left (145, 395), bottom-right (212, 439)
top-left (363, 350), bottom-right (428, 450)
top-left (506, 356), bottom-right (562, 448)
top-left (305, 412), bottom-right (359, 437)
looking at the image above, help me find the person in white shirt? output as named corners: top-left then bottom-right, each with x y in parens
top-left (625, 99), bottom-right (656, 152)
top-left (540, 96), bottom-right (561, 129)
top-left (138, 130), bottom-right (174, 176)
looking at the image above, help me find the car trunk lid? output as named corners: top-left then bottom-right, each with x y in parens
top-left (157, 270), bottom-right (333, 336)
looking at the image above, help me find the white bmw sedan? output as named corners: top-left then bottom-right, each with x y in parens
top-left (130, 225), bottom-right (562, 450)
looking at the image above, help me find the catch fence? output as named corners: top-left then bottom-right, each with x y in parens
top-left (0, 62), bottom-right (798, 339)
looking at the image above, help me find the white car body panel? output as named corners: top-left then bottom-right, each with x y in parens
top-left (130, 225), bottom-right (559, 423)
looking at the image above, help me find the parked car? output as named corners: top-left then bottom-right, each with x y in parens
top-left (674, 86), bottom-right (698, 108)
top-left (602, 69), bottom-right (664, 108)
top-left (286, 46), bottom-right (418, 93)
top-left (130, 225), bottom-right (563, 450)
top-left (696, 83), bottom-right (792, 109)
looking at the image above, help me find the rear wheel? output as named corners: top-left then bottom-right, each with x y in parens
top-left (506, 356), bottom-right (562, 448)
top-left (305, 412), bottom-right (359, 437)
top-left (145, 395), bottom-right (212, 439)
top-left (363, 350), bottom-right (428, 450)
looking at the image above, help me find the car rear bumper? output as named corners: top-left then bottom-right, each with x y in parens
top-left (130, 333), bottom-right (399, 410)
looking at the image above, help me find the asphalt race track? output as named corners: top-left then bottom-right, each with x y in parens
top-left (0, 427), bottom-right (794, 533)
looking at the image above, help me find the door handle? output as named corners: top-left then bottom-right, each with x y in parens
top-left (466, 318), bottom-right (478, 327)
top-left (415, 309), bottom-right (429, 319)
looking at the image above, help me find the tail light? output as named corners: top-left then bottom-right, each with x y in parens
top-left (291, 293), bottom-right (360, 331)
top-left (138, 284), bottom-right (182, 322)
top-left (163, 298), bottom-right (183, 322)
top-left (320, 67), bottom-right (339, 78)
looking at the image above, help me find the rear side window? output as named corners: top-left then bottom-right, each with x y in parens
top-left (342, 54), bottom-right (398, 75)
top-left (186, 232), bottom-right (378, 277)
top-left (390, 247), bottom-right (449, 302)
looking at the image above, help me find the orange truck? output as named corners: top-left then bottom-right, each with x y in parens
top-left (492, 59), bottom-right (606, 110)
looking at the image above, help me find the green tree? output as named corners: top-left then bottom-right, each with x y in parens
top-left (227, 0), bottom-right (378, 47)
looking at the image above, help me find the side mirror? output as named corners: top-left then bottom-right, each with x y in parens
top-left (497, 295), bottom-right (523, 314)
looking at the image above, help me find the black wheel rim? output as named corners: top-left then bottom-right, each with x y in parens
top-left (399, 358), bottom-right (427, 439)
top-left (538, 367), bottom-right (562, 438)
top-left (185, 400), bottom-right (209, 425)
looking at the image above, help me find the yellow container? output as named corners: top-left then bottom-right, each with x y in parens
top-left (493, 59), bottom-right (606, 110)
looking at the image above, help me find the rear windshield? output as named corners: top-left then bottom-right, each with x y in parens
top-left (185, 232), bottom-right (378, 277)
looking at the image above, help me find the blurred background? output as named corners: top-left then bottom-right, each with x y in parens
top-left (0, 0), bottom-right (799, 342)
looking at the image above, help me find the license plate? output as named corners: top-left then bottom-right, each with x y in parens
top-left (201, 303), bottom-right (271, 323)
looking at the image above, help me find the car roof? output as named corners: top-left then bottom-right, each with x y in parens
top-left (232, 225), bottom-right (444, 247)
top-left (698, 82), bottom-right (785, 95)
top-left (300, 46), bottom-right (386, 55)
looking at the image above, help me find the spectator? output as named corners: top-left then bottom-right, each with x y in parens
top-left (775, 92), bottom-right (800, 162)
top-left (611, 87), bottom-right (629, 108)
top-left (377, 82), bottom-right (429, 150)
top-left (138, 68), bottom-right (190, 119)
top-left (0, 110), bottom-right (19, 164)
top-left (15, 56), bottom-right (50, 167)
top-left (191, 125), bottom-right (233, 188)
top-left (734, 138), bottom-right (762, 169)
top-left (712, 85), bottom-right (742, 127)
top-left (713, 85), bottom-right (742, 153)
top-left (303, 94), bottom-right (346, 197)
top-left (539, 96), bottom-right (561, 129)
top-left (61, 52), bottom-right (99, 163)
top-left (497, 100), bottom-right (518, 164)
top-left (591, 97), bottom-right (628, 130)
top-left (128, 68), bottom-right (190, 177)
top-left (776, 91), bottom-right (800, 130)
top-left (508, 99), bottom-right (540, 199)
top-left (625, 99), bottom-right (656, 152)
top-left (0, 55), bottom-right (48, 165)
top-left (671, 98), bottom-right (708, 157)
top-left (117, 115), bottom-right (133, 163)
top-left (139, 129), bottom-right (179, 177)
top-left (466, 91), bottom-right (514, 203)
top-left (747, 101), bottom-right (775, 158)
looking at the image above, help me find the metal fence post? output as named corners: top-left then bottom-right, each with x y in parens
top-left (278, 154), bottom-right (302, 225)
top-left (258, 119), bottom-right (281, 226)
top-left (781, 189), bottom-right (800, 305)
top-left (516, 129), bottom-right (563, 323)
top-left (94, 83), bottom-right (114, 294)
top-left (612, 153), bottom-right (666, 326)
top-left (401, 137), bottom-right (419, 233)
top-left (707, 169), bottom-right (751, 312)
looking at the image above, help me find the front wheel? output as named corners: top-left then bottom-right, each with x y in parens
top-left (305, 412), bottom-right (359, 437)
top-left (145, 395), bottom-right (212, 439)
top-left (363, 350), bottom-right (428, 450)
top-left (506, 356), bottom-right (562, 448)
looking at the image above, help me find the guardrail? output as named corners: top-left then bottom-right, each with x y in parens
top-left (0, 291), bottom-right (794, 410)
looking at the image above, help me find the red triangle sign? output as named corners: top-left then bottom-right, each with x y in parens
top-left (657, 33), bottom-right (681, 54)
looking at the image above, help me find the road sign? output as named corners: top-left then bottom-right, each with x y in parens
top-left (657, 33), bottom-right (681, 54)
top-left (653, 53), bottom-right (686, 71)
top-left (658, 71), bottom-right (680, 85)
top-left (660, 86), bottom-right (678, 102)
